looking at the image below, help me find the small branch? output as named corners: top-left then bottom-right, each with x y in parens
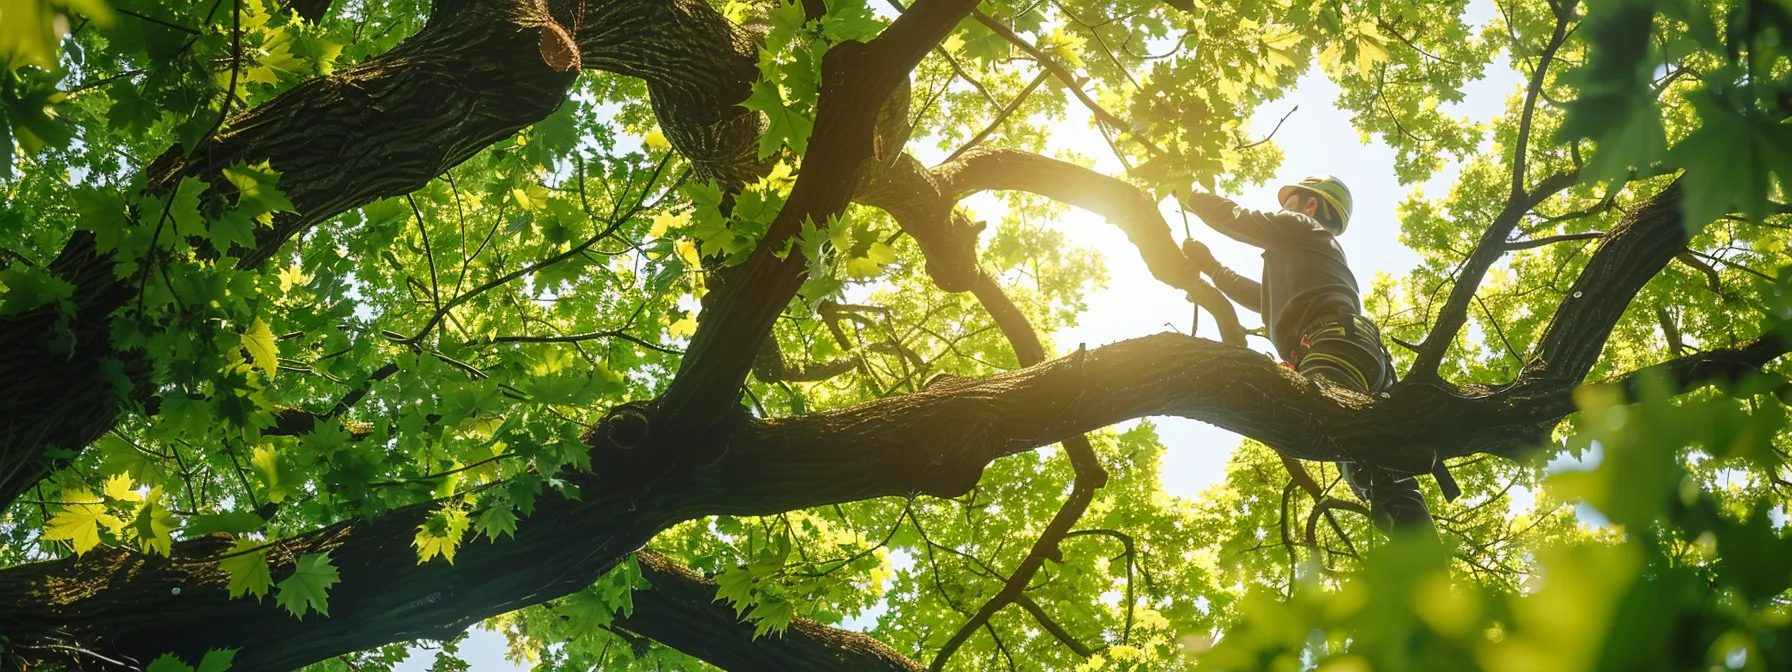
top-left (408, 195), bottom-right (443, 317)
top-left (195, 0), bottom-right (244, 154)
top-left (1476, 294), bottom-right (1523, 368)
top-left (1509, 11), bottom-right (1570, 200)
top-left (1674, 251), bottom-right (1726, 294)
top-left (485, 329), bottom-right (684, 355)
top-left (944, 68), bottom-right (1051, 163)
top-left (969, 11), bottom-right (1162, 156)
top-left (116, 8), bottom-right (202, 34)
top-left (1013, 594), bottom-right (1099, 658)
top-left (1376, 20), bottom-right (1464, 66)
top-left (1236, 105), bottom-right (1297, 149)
top-left (1655, 305), bottom-right (1684, 357)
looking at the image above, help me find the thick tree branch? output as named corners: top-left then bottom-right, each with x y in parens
top-left (936, 148), bottom-right (1244, 344)
top-left (1408, 170), bottom-right (1579, 378)
top-left (661, 0), bottom-right (983, 427)
top-left (619, 550), bottom-right (923, 671)
top-left (1526, 180), bottom-right (1686, 382)
top-left (1408, 7), bottom-right (1572, 379)
top-left (6, 330), bottom-right (1785, 667)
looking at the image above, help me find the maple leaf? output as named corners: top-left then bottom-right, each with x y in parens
top-left (414, 504), bottom-right (471, 564)
top-left (220, 539), bottom-right (274, 600)
top-left (474, 502), bottom-right (519, 541)
top-left (131, 489), bottom-right (179, 556)
top-left (275, 553), bottom-right (340, 618)
top-left (43, 488), bottom-right (122, 556)
top-left (240, 319), bottom-right (279, 378)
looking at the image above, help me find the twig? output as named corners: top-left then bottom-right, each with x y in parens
top-left (409, 195), bottom-right (443, 316)
top-left (1237, 105), bottom-right (1297, 149)
top-left (944, 68), bottom-right (1051, 163)
top-left (402, 153), bottom-right (672, 344)
top-left (969, 10), bottom-right (1162, 155)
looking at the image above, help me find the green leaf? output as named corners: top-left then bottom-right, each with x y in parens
top-left (554, 587), bottom-right (616, 628)
top-left (763, 0), bottom-right (807, 52)
top-left (0, 265), bottom-right (75, 316)
top-left (1554, 0), bottom-right (1663, 185)
top-left (714, 565), bottom-right (755, 615)
top-left (742, 80), bottom-right (814, 159)
top-left (241, 319), bottom-right (278, 378)
top-left (197, 649), bottom-right (238, 672)
top-left (275, 552), bottom-right (341, 618)
top-left (210, 209), bottom-right (258, 253)
top-left (1671, 86), bottom-right (1792, 231)
top-left (361, 197), bottom-right (409, 229)
top-left (130, 490), bottom-right (178, 556)
top-left (250, 444), bottom-right (286, 504)
top-left (145, 654), bottom-right (195, 672)
top-left (1714, 503), bottom-right (1792, 602)
top-left (523, 100), bottom-right (581, 168)
top-left (168, 176), bottom-right (210, 239)
top-left (220, 539), bottom-right (274, 600)
top-left (73, 187), bottom-right (130, 253)
top-left (220, 160), bottom-right (296, 224)
top-left (473, 501), bottom-right (518, 541)
top-left (747, 597), bottom-right (795, 637)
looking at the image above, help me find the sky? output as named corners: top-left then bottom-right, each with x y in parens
top-left (396, 5), bottom-right (1526, 668)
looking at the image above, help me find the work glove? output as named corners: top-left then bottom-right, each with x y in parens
top-left (1181, 238), bottom-right (1217, 272)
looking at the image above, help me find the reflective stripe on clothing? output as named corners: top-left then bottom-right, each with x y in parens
top-left (1290, 313), bottom-right (1390, 394)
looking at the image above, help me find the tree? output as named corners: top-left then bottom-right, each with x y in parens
top-left (0, 0), bottom-right (1789, 668)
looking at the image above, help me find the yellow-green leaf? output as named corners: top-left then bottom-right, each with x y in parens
top-left (414, 504), bottom-right (472, 564)
top-left (250, 445), bottom-right (286, 503)
top-left (43, 488), bottom-right (117, 555)
top-left (220, 539), bottom-right (274, 600)
top-left (241, 319), bottom-right (278, 378)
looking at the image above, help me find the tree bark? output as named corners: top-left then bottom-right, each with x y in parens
top-left (621, 551), bottom-right (923, 672)
top-left (0, 0), bottom-right (766, 512)
top-left (7, 328), bottom-right (1782, 669)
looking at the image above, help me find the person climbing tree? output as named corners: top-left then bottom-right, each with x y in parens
top-left (1178, 176), bottom-right (1446, 534)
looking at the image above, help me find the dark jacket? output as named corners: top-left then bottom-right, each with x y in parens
top-left (1184, 192), bottom-right (1363, 361)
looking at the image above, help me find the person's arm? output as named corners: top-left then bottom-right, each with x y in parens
top-left (1180, 189), bottom-right (1320, 251)
top-left (1182, 240), bottom-right (1263, 314)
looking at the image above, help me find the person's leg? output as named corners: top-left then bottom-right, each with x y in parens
top-left (1340, 463), bottom-right (1436, 533)
top-left (1298, 324), bottom-right (1435, 534)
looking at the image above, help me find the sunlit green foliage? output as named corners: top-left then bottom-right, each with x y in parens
top-left (2, 0), bottom-right (1790, 668)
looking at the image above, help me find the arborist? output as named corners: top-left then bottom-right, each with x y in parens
top-left (1177, 175), bottom-right (1454, 533)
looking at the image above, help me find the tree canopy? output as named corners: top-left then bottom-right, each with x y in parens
top-left (1, 0), bottom-right (1790, 669)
